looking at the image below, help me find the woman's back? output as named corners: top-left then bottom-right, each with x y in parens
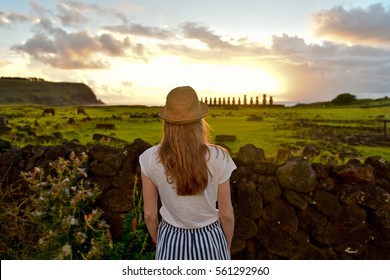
top-left (140, 86), bottom-right (235, 259)
top-left (139, 145), bottom-right (235, 229)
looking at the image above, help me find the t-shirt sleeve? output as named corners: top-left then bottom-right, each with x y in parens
top-left (139, 148), bottom-right (152, 177)
top-left (218, 150), bottom-right (237, 184)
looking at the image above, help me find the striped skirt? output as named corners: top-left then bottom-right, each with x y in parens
top-left (155, 219), bottom-right (230, 260)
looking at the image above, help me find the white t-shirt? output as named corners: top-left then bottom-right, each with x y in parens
top-left (139, 145), bottom-right (236, 229)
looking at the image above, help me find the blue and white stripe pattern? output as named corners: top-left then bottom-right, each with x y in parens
top-left (155, 219), bottom-right (230, 260)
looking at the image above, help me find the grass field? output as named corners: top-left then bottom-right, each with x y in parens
top-left (0, 104), bottom-right (389, 163)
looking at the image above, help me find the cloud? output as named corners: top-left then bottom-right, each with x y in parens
top-left (7, 0), bottom-right (151, 69)
top-left (271, 34), bottom-right (308, 55)
top-left (56, 1), bottom-right (89, 27)
top-left (313, 3), bottom-right (390, 45)
top-left (30, 0), bottom-right (130, 28)
top-left (159, 22), bottom-right (268, 60)
top-left (31, 0), bottom-right (51, 14)
top-left (269, 34), bottom-right (390, 101)
top-left (103, 23), bottom-right (174, 39)
top-left (0, 11), bottom-right (29, 26)
top-left (55, 0), bottom-right (131, 27)
top-left (12, 29), bottom-right (133, 69)
top-left (181, 22), bottom-right (234, 50)
top-left (97, 33), bottom-right (130, 56)
top-left (160, 44), bottom-right (228, 60)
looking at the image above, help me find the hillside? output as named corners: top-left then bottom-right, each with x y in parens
top-left (0, 77), bottom-right (104, 106)
top-left (293, 96), bottom-right (390, 108)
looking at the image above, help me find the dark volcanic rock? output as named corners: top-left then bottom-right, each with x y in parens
top-left (313, 189), bottom-right (342, 217)
top-left (237, 181), bottom-right (263, 219)
top-left (257, 220), bottom-right (300, 259)
top-left (283, 189), bottom-right (308, 210)
top-left (261, 199), bottom-right (299, 232)
top-left (334, 162), bottom-right (375, 184)
top-left (237, 144), bottom-right (265, 163)
top-left (258, 178), bottom-right (282, 204)
top-left (365, 156), bottom-right (390, 181)
top-left (234, 208), bottom-right (258, 241)
top-left (276, 157), bottom-right (317, 192)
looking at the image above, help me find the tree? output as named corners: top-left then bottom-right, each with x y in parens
top-left (331, 93), bottom-right (357, 105)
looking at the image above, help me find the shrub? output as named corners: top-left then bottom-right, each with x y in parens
top-left (331, 93), bottom-right (357, 105)
top-left (247, 114), bottom-right (263, 121)
top-left (0, 151), bottom-right (112, 259)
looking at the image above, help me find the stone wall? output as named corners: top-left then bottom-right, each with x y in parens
top-left (0, 139), bottom-right (389, 259)
top-left (230, 144), bottom-right (390, 260)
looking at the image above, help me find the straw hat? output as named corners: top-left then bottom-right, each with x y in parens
top-left (158, 86), bottom-right (209, 124)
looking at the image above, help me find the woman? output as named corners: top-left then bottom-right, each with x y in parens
top-left (139, 86), bottom-right (236, 260)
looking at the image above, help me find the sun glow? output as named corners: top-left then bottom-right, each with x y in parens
top-left (192, 63), bottom-right (284, 94)
top-left (85, 55), bottom-right (286, 105)
top-left (131, 56), bottom-right (283, 98)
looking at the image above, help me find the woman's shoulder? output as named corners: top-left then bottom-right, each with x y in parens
top-left (139, 144), bottom-right (160, 159)
top-left (208, 144), bottom-right (230, 159)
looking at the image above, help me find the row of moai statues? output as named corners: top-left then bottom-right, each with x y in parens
top-left (200, 94), bottom-right (273, 106)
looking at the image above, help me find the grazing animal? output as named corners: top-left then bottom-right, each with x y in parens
top-left (42, 108), bottom-right (55, 116)
top-left (77, 107), bottom-right (86, 115)
top-left (96, 123), bottom-right (115, 129)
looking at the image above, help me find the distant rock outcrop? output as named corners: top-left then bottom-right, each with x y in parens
top-left (0, 77), bottom-right (104, 105)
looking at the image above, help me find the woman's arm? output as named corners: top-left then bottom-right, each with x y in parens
top-left (141, 171), bottom-right (159, 243)
top-left (217, 179), bottom-right (235, 252)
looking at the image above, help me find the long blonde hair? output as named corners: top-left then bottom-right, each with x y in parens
top-left (158, 119), bottom-right (211, 196)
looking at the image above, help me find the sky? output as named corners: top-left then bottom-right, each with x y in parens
top-left (1, 0), bottom-right (390, 106)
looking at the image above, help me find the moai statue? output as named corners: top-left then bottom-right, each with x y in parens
top-left (256, 96), bottom-right (259, 106)
top-left (223, 97), bottom-right (226, 106)
top-left (238, 98), bottom-right (241, 105)
top-left (218, 97), bottom-right (222, 106)
top-left (263, 94), bottom-right (267, 105)
top-left (214, 97), bottom-right (217, 106)
top-left (250, 97), bottom-right (253, 106)
top-left (205, 97), bottom-right (208, 105)
top-left (232, 97), bottom-right (236, 105)
top-left (269, 96), bottom-right (273, 105)
top-left (227, 97), bottom-right (231, 106)
top-left (244, 95), bottom-right (247, 106)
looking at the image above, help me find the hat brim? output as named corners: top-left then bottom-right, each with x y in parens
top-left (158, 101), bottom-right (209, 124)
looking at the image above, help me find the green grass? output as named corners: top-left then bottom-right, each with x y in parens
top-left (206, 106), bottom-right (390, 160)
top-left (1, 105), bottom-right (389, 162)
top-left (207, 112), bottom-right (295, 157)
top-left (356, 146), bottom-right (390, 162)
